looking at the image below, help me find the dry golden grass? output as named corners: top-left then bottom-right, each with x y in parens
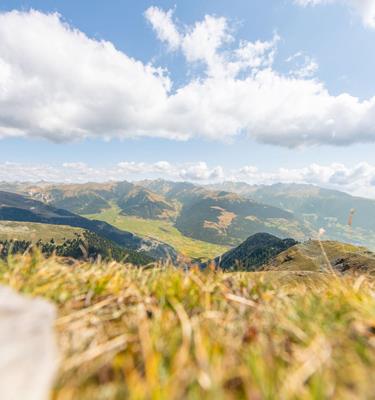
top-left (266, 240), bottom-right (375, 274)
top-left (1, 254), bottom-right (375, 399)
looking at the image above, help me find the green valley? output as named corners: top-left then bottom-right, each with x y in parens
top-left (84, 205), bottom-right (228, 260)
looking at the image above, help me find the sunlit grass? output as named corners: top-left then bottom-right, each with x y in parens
top-left (1, 254), bottom-right (375, 399)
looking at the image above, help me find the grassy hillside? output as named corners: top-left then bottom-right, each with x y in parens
top-left (139, 181), bottom-right (309, 244)
top-left (0, 221), bottom-right (84, 243)
top-left (0, 220), bottom-right (84, 243)
top-left (265, 240), bottom-right (375, 274)
top-left (1, 255), bottom-right (375, 399)
top-left (0, 224), bottom-right (153, 265)
top-left (85, 205), bottom-right (228, 260)
top-left (117, 186), bottom-right (177, 219)
top-left (175, 191), bottom-right (309, 246)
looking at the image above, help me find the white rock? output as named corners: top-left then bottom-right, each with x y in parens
top-left (0, 286), bottom-right (58, 400)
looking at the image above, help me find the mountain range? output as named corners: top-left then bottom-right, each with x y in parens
top-left (7, 180), bottom-right (309, 247)
top-left (2, 179), bottom-right (375, 262)
top-left (24, 181), bottom-right (176, 219)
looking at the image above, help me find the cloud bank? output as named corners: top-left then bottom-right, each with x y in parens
top-left (0, 8), bottom-right (375, 146)
top-left (2, 161), bottom-right (375, 198)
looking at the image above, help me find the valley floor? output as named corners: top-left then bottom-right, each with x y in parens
top-left (1, 255), bottom-right (375, 399)
top-left (84, 206), bottom-right (228, 260)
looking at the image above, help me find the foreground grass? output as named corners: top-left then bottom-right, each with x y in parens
top-left (85, 206), bottom-right (228, 260)
top-left (1, 256), bottom-right (375, 399)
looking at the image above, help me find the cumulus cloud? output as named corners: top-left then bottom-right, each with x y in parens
top-left (0, 10), bottom-right (177, 141)
top-left (1, 8), bottom-right (375, 146)
top-left (3, 161), bottom-right (375, 198)
top-left (294, 0), bottom-right (375, 29)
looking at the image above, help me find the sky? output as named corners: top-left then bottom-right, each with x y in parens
top-left (1, 0), bottom-right (375, 197)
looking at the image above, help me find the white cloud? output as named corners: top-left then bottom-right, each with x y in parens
top-left (146, 7), bottom-right (235, 78)
top-left (180, 15), bottom-right (233, 78)
top-left (179, 162), bottom-right (224, 181)
top-left (144, 7), bottom-right (181, 50)
top-left (117, 160), bottom-right (224, 181)
top-left (1, 160), bottom-right (222, 183)
top-left (235, 35), bottom-right (279, 71)
top-left (294, 0), bottom-right (375, 29)
top-left (1, 8), bottom-right (375, 146)
top-left (287, 53), bottom-right (319, 78)
top-left (0, 10), bottom-right (176, 142)
top-left (3, 161), bottom-right (375, 198)
top-left (145, 7), bottom-right (278, 78)
top-left (235, 162), bottom-right (375, 197)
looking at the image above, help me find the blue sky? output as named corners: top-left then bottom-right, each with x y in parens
top-left (1, 0), bottom-right (375, 196)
